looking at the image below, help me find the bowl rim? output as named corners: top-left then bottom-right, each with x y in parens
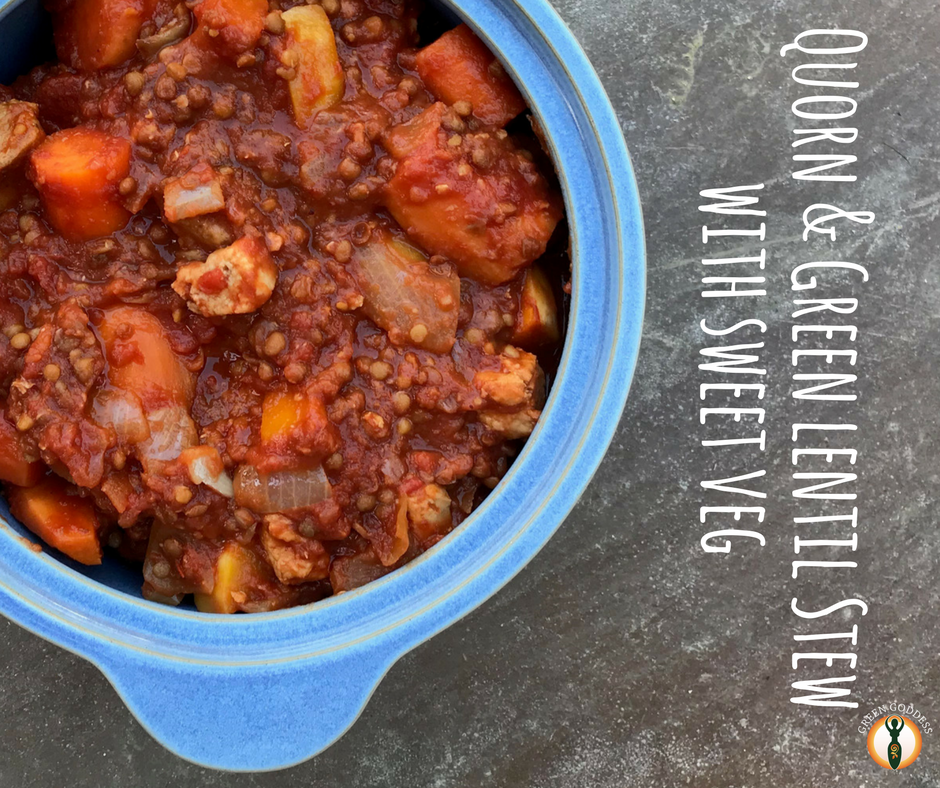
top-left (0, 0), bottom-right (646, 668)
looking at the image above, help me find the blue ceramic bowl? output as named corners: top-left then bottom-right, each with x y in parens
top-left (0, 0), bottom-right (645, 771)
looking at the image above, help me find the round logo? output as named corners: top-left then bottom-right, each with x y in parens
top-left (867, 715), bottom-right (922, 770)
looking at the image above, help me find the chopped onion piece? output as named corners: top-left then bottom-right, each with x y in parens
top-left (234, 465), bottom-right (331, 514)
top-left (353, 232), bottom-right (460, 353)
top-left (163, 164), bottom-right (226, 223)
top-left (164, 181), bottom-right (225, 223)
top-left (138, 405), bottom-right (198, 469)
top-left (91, 389), bottom-right (151, 444)
top-left (182, 446), bottom-right (235, 498)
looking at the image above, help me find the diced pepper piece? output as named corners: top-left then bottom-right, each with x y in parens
top-left (252, 389), bottom-right (338, 472)
top-left (0, 418), bottom-right (43, 487)
top-left (281, 5), bottom-right (345, 127)
top-left (0, 101), bottom-right (44, 172)
top-left (29, 128), bottom-right (132, 241)
top-left (194, 542), bottom-right (271, 613)
top-left (172, 236), bottom-right (278, 316)
top-left (415, 24), bottom-right (526, 128)
top-left (513, 266), bottom-right (560, 347)
top-left (7, 477), bottom-right (102, 565)
top-left (193, 0), bottom-right (267, 59)
top-left (56, 0), bottom-right (157, 70)
top-left (383, 104), bottom-right (562, 284)
top-left (97, 306), bottom-right (195, 409)
top-left (353, 230), bottom-right (460, 353)
top-left (260, 390), bottom-right (307, 444)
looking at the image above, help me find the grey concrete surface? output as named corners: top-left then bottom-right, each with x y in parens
top-left (2, 0), bottom-right (939, 785)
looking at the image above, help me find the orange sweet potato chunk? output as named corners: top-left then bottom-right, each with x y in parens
top-left (383, 104), bottom-right (562, 284)
top-left (29, 128), bottom-right (132, 241)
top-left (0, 418), bottom-right (43, 487)
top-left (97, 307), bottom-right (195, 409)
top-left (8, 478), bottom-right (102, 565)
top-left (57, 0), bottom-right (157, 70)
top-left (416, 24), bottom-right (526, 128)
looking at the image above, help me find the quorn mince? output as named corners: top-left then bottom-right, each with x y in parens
top-left (0, 0), bottom-right (567, 612)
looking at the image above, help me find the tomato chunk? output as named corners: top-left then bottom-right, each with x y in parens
top-left (56, 0), bottom-right (157, 70)
top-left (281, 5), bottom-right (345, 127)
top-left (8, 477), bottom-right (102, 565)
top-left (416, 24), bottom-right (526, 128)
top-left (0, 418), bottom-right (43, 487)
top-left (29, 128), bottom-right (132, 241)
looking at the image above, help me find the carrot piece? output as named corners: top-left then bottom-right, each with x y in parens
top-left (513, 266), bottom-right (561, 347)
top-left (281, 5), bottom-right (345, 127)
top-left (0, 418), bottom-right (43, 487)
top-left (416, 24), bottom-right (526, 128)
top-left (29, 128), bottom-right (132, 241)
top-left (8, 477), bottom-right (102, 565)
top-left (193, 0), bottom-right (268, 59)
top-left (97, 306), bottom-right (195, 409)
top-left (57, 0), bottom-right (157, 70)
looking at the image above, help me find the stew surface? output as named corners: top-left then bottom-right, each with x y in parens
top-left (0, 0), bottom-right (567, 612)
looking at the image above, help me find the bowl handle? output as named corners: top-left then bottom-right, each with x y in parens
top-left (96, 644), bottom-right (394, 771)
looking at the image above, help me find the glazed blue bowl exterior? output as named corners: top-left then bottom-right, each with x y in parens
top-left (0, 0), bottom-right (645, 771)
